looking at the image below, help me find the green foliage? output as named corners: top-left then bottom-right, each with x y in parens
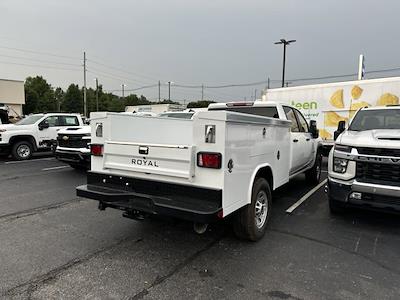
top-left (61, 84), bottom-right (82, 113)
top-left (187, 100), bottom-right (216, 108)
top-left (23, 75), bottom-right (151, 115)
top-left (24, 76), bottom-right (56, 114)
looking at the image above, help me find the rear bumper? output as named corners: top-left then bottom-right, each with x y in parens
top-left (76, 172), bottom-right (222, 223)
top-left (328, 177), bottom-right (400, 213)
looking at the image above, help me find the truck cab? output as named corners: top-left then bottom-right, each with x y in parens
top-left (327, 106), bottom-right (400, 213)
top-left (0, 113), bottom-right (84, 160)
top-left (208, 101), bottom-right (321, 178)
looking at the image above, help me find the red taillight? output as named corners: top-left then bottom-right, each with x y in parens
top-left (91, 144), bottom-right (103, 156)
top-left (197, 152), bottom-right (222, 169)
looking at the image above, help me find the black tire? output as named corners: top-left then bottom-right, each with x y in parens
top-left (11, 141), bottom-right (33, 160)
top-left (306, 150), bottom-right (322, 184)
top-left (233, 178), bottom-right (272, 241)
top-left (329, 197), bottom-right (344, 214)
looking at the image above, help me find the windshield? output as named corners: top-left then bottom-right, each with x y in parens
top-left (16, 115), bottom-right (43, 125)
top-left (158, 112), bottom-right (194, 119)
top-left (349, 109), bottom-right (400, 131)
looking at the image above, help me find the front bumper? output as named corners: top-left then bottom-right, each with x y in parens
top-left (328, 177), bottom-right (400, 212)
top-left (76, 172), bottom-right (223, 223)
top-left (56, 148), bottom-right (90, 165)
top-left (0, 143), bottom-right (10, 154)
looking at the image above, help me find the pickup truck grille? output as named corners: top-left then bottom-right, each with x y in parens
top-left (356, 161), bottom-right (400, 187)
top-left (357, 147), bottom-right (400, 157)
top-left (57, 134), bottom-right (89, 149)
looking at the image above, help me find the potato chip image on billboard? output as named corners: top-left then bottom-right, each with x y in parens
top-left (349, 101), bottom-right (370, 118)
top-left (319, 129), bottom-right (332, 140)
top-left (329, 89), bottom-right (344, 108)
top-left (324, 111), bottom-right (348, 127)
top-left (377, 93), bottom-right (399, 106)
top-left (351, 85), bottom-right (363, 100)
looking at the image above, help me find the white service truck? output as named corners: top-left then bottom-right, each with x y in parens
top-left (0, 113), bottom-right (84, 160)
top-left (77, 101), bottom-right (322, 241)
top-left (327, 106), bottom-right (400, 214)
top-left (264, 76), bottom-right (400, 155)
top-left (55, 125), bottom-right (91, 169)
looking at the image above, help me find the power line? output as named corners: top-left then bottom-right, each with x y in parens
top-left (0, 45), bottom-right (79, 60)
top-left (0, 60), bottom-right (81, 71)
top-left (0, 53), bottom-right (81, 67)
top-left (87, 67), bottom-right (149, 86)
top-left (87, 58), bottom-right (160, 82)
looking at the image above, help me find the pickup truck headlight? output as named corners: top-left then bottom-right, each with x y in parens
top-left (333, 157), bottom-right (349, 173)
top-left (334, 144), bottom-right (352, 153)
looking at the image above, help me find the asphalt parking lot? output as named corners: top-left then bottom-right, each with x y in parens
top-left (1, 156), bottom-right (400, 300)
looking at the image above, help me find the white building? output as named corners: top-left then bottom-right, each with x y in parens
top-left (0, 79), bottom-right (25, 117)
top-left (125, 103), bottom-right (184, 114)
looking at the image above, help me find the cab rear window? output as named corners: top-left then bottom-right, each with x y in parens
top-left (209, 106), bottom-right (279, 118)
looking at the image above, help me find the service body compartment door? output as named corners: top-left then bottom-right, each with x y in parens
top-left (103, 141), bottom-right (195, 179)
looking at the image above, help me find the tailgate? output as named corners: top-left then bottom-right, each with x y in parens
top-left (103, 141), bottom-right (195, 179)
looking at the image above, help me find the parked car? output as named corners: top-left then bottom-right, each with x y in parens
top-left (55, 125), bottom-right (91, 170)
top-left (77, 101), bottom-right (322, 241)
top-left (327, 106), bottom-right (400, 213)
top-left (0, 113), bottom-right (84, 160)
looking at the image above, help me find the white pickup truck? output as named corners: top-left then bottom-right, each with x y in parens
top-left (0, 113), bottom-right (84, 160)
top-left (77, 101), bottom-right (322, 241)
top-left (327, 106), bottom-right (400, 213)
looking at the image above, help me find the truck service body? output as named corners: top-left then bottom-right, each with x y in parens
top-left (263, 77), bottom-right (400, 154)
top-left (327, 106), bottom-right (400, 213)
top-left (77, 101), bottom-right (321, 240)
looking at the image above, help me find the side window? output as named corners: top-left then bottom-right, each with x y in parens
top-left (294, 109), bottom-right (309, 133)
top-left (283, 107), bottom-right (300, 132)
top-left (45, 116), bottom-right (61, 127)
top-left (62, 116), bottom-right (79, 126)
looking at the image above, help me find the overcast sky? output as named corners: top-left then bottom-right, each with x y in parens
top-left (0, 0), bottom-right (399, 102)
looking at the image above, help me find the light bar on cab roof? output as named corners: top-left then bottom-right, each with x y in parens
top-left (226, 101), bottom-right (254, 107)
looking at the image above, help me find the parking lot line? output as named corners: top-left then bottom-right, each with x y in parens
top-left (286, 178), bottom-right (328, 214)
top-left (42, 165), bottom-right (70, 171)
top-left (4, 157), bottom-right (55, 164)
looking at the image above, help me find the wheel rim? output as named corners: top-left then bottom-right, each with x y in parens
top-left (255, 190), bottom-right (268, 229)
top-left (17, 144), bottom-right (30, 158)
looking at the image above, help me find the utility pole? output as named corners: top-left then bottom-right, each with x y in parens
top-left (274, 39), bottom-right (296, 87)
top-left (95, 78), bottom-right (99, 111)
top-left (254, 89), bottom-right (257, 100)
top-left (167, 81), bottom-right (172, 101)
top-left (267, 77), bottom-right (270, 89)
top-left (158, 80), bottom-right (161, 102)
top-left (121, 84), bottom-right (126, 100)
top-left (201, 84), bottom-right (204, 101)
top-left (83, 51), bottom-right (87, 117)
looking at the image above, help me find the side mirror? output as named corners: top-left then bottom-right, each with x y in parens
top-left (39, 120), bottom-right (49, 130)
top-left (309, 120), bottom-right (319, 139)
top-left (334, 120), bottom-right (346, 140)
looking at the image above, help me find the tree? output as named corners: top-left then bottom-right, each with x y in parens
top-left (187, 100), bottom-right (216, 108)
top-left (24, 76), bottom-right (55, 114)
top-left (54, 87), bottom-right (64, 112)
top-left (62, 84), bottom-right (83, 113)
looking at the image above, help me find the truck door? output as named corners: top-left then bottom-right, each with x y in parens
top-left (294, 109), bottom-right (314, 167)
top-left (38, 116), bottom-right (65, 146)
top-left (283, 106), bottom-right (305, 174)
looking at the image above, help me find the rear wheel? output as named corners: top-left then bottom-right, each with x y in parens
top-left (306, 150), bottom-right (322, 184)
top-left (233, 178), bottom-right (271, 241)
top-left (12, 141), bottom-right (33, 160)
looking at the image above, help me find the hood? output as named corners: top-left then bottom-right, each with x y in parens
top-left (0, 124), bottom-right (33, 131)
top-left (337, 129), bottom-right (400, 149)
top-left (57, 126), bottom-right (91, 135)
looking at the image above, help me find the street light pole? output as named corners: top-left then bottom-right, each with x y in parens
top-left (167, 81), bottom-right (173, 101)
top-left (274, 39), bottom-right (296, 87)
top-left (121, 84), bottom-right (126, 100)
top-left (94, 78), bottom-right (99, 111)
